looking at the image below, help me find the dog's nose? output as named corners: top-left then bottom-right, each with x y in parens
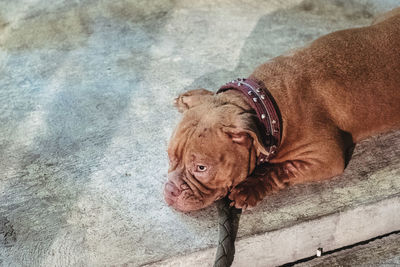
top-left (164, 182), bottom-right (181, 198)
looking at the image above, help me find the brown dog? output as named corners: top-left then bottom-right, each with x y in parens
top-left (164, 8), bottom-right (400, 212)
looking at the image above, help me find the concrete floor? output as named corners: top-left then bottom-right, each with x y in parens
top-left (0, 0), bottom-right (399, 266)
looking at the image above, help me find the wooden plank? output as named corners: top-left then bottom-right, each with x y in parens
top-left (295, 233), bottom-right (400, 266)
top-left (147, 130), bottom-right (400, 266)
top-left (147, 196), bottom-right (400, 266)
top-left (236, 130), bottom-right (400, 239)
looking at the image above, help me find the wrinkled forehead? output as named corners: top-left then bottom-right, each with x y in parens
top-left (186, 126), bottom-right (224, 157)
top-left (167, 114), bottom-right (197, 154)
top-left (168, 115), bottom-right (226, 162)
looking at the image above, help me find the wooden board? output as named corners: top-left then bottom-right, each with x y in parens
top-left (295, 233), bottom-right (400, 266)
top-left (147, 130), bottom-right (400, 266)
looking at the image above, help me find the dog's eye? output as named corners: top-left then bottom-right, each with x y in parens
top-left (196, 165), bottom-right (207, 172)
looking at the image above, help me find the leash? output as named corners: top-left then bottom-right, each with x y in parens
top-left (214, 197), bottom-right (242, 267)
top-left (213, 78), bottom-right (281, 266)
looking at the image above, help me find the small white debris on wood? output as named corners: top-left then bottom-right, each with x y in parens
top-left (316, 247), bottom-right (323, 257)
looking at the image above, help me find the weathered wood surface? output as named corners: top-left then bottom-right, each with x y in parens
top-left (236, 130), bottom-right (400, 239)
top-left (295, 233), bottom-right (400, 267)
top-left (148, 197), bottom-right (400, 267)
top-left (148, 130), bottom-right (400, 266)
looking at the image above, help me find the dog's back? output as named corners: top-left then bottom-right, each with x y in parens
top-left (251, 8), bottom-right (400, 144)
top-left (312, 8), bottom-right (400, 141)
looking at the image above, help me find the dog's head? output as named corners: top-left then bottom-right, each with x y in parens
top-left (164, 89), bottom-right (268, 212)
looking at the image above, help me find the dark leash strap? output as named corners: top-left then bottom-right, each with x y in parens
top-left (214, 197), bottom-right (242, 267)
top-left (213, 78), bottom-right (281, 266)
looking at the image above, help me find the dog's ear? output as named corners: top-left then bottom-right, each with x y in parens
top-left (174, 89), bottom-right (214, 113)
top-left (222, 113), bottom-right (269, 156)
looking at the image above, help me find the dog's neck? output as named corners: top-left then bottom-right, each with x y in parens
top-left (217, 78), bottom-right (282, 164)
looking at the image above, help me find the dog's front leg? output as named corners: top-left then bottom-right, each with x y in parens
top-left (228, 159), bottom-right (343, 209)
top-left (228, 163), bottom-right (290, 209)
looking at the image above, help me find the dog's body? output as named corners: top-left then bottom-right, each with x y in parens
top-left (165, 8), bottom-right (400, 212)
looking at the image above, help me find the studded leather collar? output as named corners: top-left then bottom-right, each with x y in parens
top-left (217, 78), bottom-right (282, 164)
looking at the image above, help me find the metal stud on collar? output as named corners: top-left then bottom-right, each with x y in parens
top-left (217, 78), bottom-right (281, 164)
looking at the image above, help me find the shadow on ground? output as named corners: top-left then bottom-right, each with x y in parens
top-left (185, 0), bottom-right (373, 91)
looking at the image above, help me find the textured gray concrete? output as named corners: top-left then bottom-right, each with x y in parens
top-left (0, 0), bottom-right (399, 266)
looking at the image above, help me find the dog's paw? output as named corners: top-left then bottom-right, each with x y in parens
top-left (228, 178), bottom-right (267, 210)
top-left (173, 89), bottom-right (213, 113)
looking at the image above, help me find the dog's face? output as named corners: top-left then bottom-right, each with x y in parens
top-left (164, 89), bottom-right (267, 212)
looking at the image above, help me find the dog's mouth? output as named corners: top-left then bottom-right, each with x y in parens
top-left (164, 180), bottom-right (226, 212)
top-left (164, 181), bottom-right (205, 211)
